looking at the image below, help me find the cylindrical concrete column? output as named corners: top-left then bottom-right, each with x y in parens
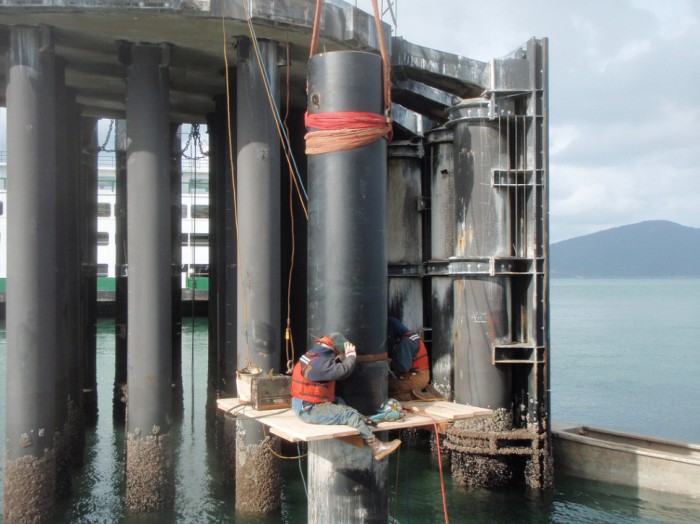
top-left (234, 37), bottom-right (281, 513)
top-left (206, 93), bottom-right (239, 486)
top-left (64, 89), bottom-right (85, 470)
top-left (307, 51), bottom-right (388, 414)
top-left (171, 124), bottom-right (184, 421)
top-left (447, 98), bottom-right (512, 409)
top-left (425, 127), bottom-right (455, 399)
top-left (123, 42), bottom-right (174, 512)
top-left (54, 58), bottom-right (75, 499)
top-left (306, 50), bottom-right (389, 523)
top-left (4, 25), bottom-right (57, 523)
top-left (113, 119), bottom-right (128, 423)
top-left (80, 117), bottom-right (99, 427)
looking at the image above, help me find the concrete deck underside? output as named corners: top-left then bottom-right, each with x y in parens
top-left (0, 0), bottom-right (492, 126)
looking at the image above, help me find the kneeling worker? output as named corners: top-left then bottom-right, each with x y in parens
top-left (291, 332), bottom-right (401, 461)
top-left (387, 317), bottom-right (430, 401)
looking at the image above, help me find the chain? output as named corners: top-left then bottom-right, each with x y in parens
top-left (99, 119), bottom-right (115, 153)
top-left (181, 124), bottom-right (209, 160)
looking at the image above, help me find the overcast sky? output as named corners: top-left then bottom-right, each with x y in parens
top-left (356, 0), bottom-right (700, 242)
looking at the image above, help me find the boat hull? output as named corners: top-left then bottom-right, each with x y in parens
top-left (552, 422), bottom-right (700, 497)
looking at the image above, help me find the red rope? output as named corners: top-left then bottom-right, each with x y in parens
top-left (305, 111), bottom-right (392, 155)
top-left (306, 0), bottom-right (393, 155)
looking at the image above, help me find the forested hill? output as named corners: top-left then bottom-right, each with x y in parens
top-left (550, 220), bottom-right (700, 278)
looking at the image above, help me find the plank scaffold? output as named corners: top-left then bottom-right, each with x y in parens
top-left (216, 397), bottom-right (493, 443)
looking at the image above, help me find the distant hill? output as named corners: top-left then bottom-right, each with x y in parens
top-left (550, 220), bottom-right (700, 278)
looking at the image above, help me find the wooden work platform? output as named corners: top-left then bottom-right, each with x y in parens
top-left (216, 397), bottom-right (492, 443)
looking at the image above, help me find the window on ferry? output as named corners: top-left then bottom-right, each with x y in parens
top-left (189, 264), bottom-right (210, 276)
top-left (97, 202), bottom-right (111, 217)
top-left (0, 201), bottom-right (3, 215)
top-left (97, 232), bottom-right (109, 245)
top-left (181, 233), bottom-right (210, 246)
top-left (96, 264), bottom-right (108, 277)
top-left (192, 205), bottom-right (209, 219)
top-left (181, 204), bottom-right (188, 218)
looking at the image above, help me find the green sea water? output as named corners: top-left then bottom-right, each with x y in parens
top-left (1, 279), bottom-right (699, 522)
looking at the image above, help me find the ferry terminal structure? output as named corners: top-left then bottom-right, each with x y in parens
top-left (0, 1), bottom-right (549, 521)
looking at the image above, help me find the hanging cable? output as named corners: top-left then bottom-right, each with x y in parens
top-left (297, 442), bottom-right (309, 498)
top-left (428, 413), bottom-right (450, 524)
top-left (242, 0), bottom-right (309, 217)
top-left (188, 125), bottom-right (197, 434)
top-left (283, 39), bottom-right (297, 374)
top-left (306, 0), bottom-right (393, 155)
top-left (221, 8), bottom-right (255, 371)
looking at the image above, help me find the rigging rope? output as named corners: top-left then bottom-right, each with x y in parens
top-left (241, 0), bottom-right (306, 374)
top-left (242, 0), bottom-right (309, 217)
top-left (221, 9), bottom-right (254, 371)
top-left (306, 0), bottom-right (393, 155)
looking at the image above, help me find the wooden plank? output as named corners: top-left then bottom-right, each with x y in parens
top-left (402, 400), bottom-right (493, 420)
top-left (215, 397), bottom-right (492, 443)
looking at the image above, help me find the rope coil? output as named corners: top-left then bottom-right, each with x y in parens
top-left (305, 111), bottom-right (392, 155)
top-left (306, 0), bottom-right (393, 155)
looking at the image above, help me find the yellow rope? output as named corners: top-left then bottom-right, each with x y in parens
top-left (242, 0), bottom-right (309, 221)
top-left (221, 8), bottom-right (253, 369)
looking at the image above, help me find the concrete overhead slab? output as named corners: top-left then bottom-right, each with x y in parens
top-left (0, 0), bottom-right (507, 125)
top-left (0, 0), bottom-right (393, 121)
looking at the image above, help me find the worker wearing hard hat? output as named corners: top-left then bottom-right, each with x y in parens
top-left (386, 317), bottom-right (430, 401)
top-left (291, 332), bottom-right (401, 461)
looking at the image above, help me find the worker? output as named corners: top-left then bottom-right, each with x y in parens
top-left (386, 317), bottom-right (430, 401)
top-left (291, 332), bottom-right (401, 461)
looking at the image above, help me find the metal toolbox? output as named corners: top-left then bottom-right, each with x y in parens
top-left (250, 375), bottom-right (292, 410)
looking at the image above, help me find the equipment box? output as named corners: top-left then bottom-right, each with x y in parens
top-left (250, 375), bottom-right (292, 410)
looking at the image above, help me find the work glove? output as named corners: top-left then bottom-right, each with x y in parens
top-left (344, 342), bottom-right (356, 359)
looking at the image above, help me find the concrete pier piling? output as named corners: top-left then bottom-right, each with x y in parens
top-left (306, 50), bottom-right (390, 522)
top-left (80, 116), bottom-right (99, 427)
top-left (114, 119), bottom-right (128, 424)
top-left (4, 24), bottom-right (58, 522)
top-left (234, 37), bottom-right (282, 513)
top-left (123, 42), bottom-right (175, 512)
top-left (0, 3), bottom-right (551, 518)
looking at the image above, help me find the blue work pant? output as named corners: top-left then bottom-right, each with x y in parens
top-left (294, 398), bottom-right (373, 439)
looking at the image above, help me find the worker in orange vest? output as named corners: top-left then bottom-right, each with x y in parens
top-left (291, 332), bottom-right (401, 461)
top-left (387, 317), bottom-right (430, 401)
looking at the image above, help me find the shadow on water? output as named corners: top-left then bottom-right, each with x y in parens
top-left (1, 317), bottom-right (700, 522)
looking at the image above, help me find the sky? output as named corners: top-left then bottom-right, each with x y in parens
top-left (1, 1), bottom-right (698, 243)
top-left (355, 0), bottom-right (700, 242)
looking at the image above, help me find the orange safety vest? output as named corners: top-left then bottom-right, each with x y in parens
top-left (406, 332), bottom-right (429, 372)
top-left (291, 352), bottom-right (336, 404)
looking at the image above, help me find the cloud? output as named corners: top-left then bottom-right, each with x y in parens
top-left (354, 0), bottom-right (700, 240)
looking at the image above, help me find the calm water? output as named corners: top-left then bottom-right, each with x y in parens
top-left (0, 279), bottom-right (699, 522)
